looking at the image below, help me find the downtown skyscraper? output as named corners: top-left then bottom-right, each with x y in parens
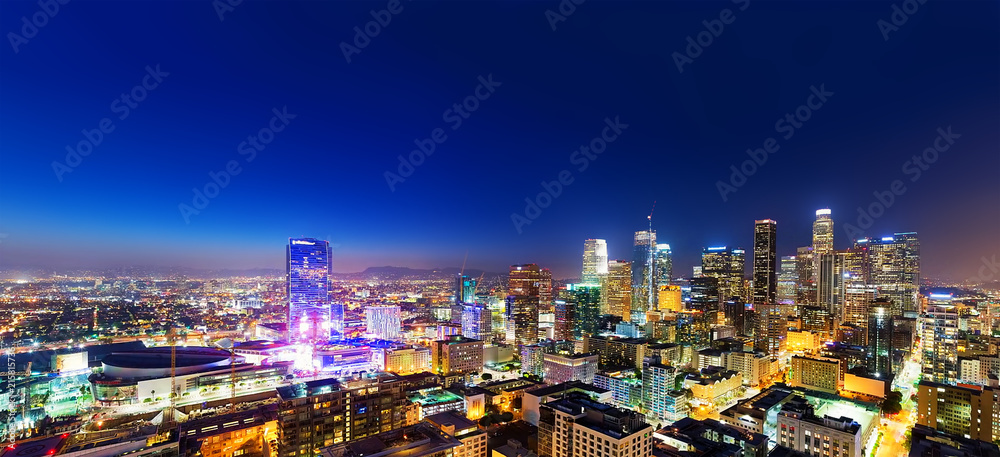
top-left (287, 238), bottom-right (333, 343)
top-left (582, 239), bottom-right (609, 284)
top-left (508, 264), bottom-right (541, 347)
top-left (701, 246), bottom-right (745, 302)
top-left (604, 260), bottom-right (632, 320)
top-left (631, 230), bottom-right (657, 321)
top-left (856, 233), bottom-right (921, 316)
top-left (752, 219), bottom-right (783, 358)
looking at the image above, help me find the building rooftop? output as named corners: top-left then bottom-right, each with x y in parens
top-left (526, 380), bottom-right (609, 397)
top-left (319, 423), bottom-right (460, 457)
top-left (408, 387), bottom-right (463, 406)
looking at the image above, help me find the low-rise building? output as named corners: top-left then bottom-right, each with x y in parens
top-left (776, 396), bottom-right (868, 457)
top-left (537, 393), bottom-right (653, 457)
top-left (542, 352), bottom-right (598, 384)
top-left (425, 411), bottom-right (487, 457)
top-left (789, 356), bottom-right (840, 394)
top-left (521, 381), bottom-right (611, 426)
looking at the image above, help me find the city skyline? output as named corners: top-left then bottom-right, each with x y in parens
top-left (1, 1), bottom-right (997, 281)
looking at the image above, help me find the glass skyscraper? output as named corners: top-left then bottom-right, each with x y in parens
top-left (855, 233), bottom-right (920, 316)
top-left (287, 238), bottom-right (332, 343)
top-left (631, 230), bottom-right (656, 321)
top-left (582, 239), bottom-right (609, 284)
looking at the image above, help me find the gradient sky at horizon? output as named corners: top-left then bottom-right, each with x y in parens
top-left (0, 0), bottom-right (997, 280)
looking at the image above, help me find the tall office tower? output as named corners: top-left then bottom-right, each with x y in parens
top-left (867, 299), bottom-right (893, 378)
top-left (753, 220), bottom-right (783, 357)
top-left (604, 260), bottom-right (632, 320)
top-left (553, 299), bottom-right (575, 341)
top-left (723, 298), bottom-right (749, 335)
top-left (539, 268), bottom-right (554, 312)
top-left (777, 255), bottom-right (798, 311)
top-left (701, 246), bottom-right (745, 302)
top-left (842, 285), bottom-right (876, 340)
top-left (568, 284), bottom-right (601, 339)
top-left (812, 209), bottom-right (834, 254)
top-left (631, 230), bottom-right (657, 320)
top-left (656, 244), bottom-right (673, 287)
top-left (922, 293), bottom-right (959, 384)
top-left (795, 246), bottom-right (817, 305)
top-left (658, 285), bottom-right (682, 312)
top-left (857, 233), bottom-right (920, 316)
top-left (582, 239), bottom-right (609, 284)
top-left (508, 264), bottom-right (541, 347)
top-left (366, 305), bottom-right (402, 341)
top-left (752, 220), bottom-right (778, 306)
top-left (461, 304), bottom-right (492, 341)
top-left (801, 305), bottom-right (833, 337)
top-left (455, 275), bottom-right (477, 305)
top-left (287, 238), bottom-right (332, 343)
top-left (817, 251), bottom-right (847, 316)
top-left (688, 277), bottom-right (720, 325)
top-left (331, 303), bottom-right (345, 341)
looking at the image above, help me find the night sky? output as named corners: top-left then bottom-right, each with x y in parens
top-left (1, 0), bottom-right (997, 280)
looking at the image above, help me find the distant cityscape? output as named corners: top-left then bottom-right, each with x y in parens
top-left (1, 208), bottom-right (998, 457)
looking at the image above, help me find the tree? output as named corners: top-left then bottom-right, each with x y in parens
top-left (479, 416), bottom-right (493, 427)
top-left (498, 412), bottom-right (514, 423)
top-left (481, 373), bottom-right (493, 381)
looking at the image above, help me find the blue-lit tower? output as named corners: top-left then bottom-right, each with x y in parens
top-left (287, 238), bottom-right (332, 343)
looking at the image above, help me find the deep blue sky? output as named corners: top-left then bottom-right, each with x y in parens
top-left (1, 0), bottom-right (997, 279)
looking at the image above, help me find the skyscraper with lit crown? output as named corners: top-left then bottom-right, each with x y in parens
top-left (582, 239), bottom-right (609, 284)
top-left (287, 238), bottom-right (332, 343)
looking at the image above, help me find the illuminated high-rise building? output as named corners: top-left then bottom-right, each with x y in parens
top-left (508, 264), bottom-right (541, 347)
top-left (688, 276), bottom-right (720, 324)
top-left (752, 220), bottom-right (783, 357)
top-left (567, 283), bottom-right (601, 339)
top-left (701, 246), bottom-right (745, 302)
top-left (604, 260), bottom-right (632, 320)
top-left (455, 275), bottom-right (477, 304)
top-left (795, 246), bottom-right (817, 305)
top-left (777, 255), bottom-right (798, 310)
top-left (817, 251), bottom-right (847, 316)
top-left (461, 304), bottom-right (492, 341)
top-left (655, 243), bottom-right (673, 287)
top-left (554, 299), bottom-right (575, 341)
top-left (658, 285), bottom-right (682, 312)
top-left (812, 209), bottom-right (834, 255)
top-left (867, 299), bottom-right (893, 379)
top-left (752, 220), bottom-right (777, 306)
top-left (922, 293), bottom-right (958, 384)
top-left (331, 303), bottom-right (345, 341)
top-left (582, 239), bottom-right (609, 284)
top-left (366, 305), bottom-right (402, 341)
top-left (287, 237), bottom-right (332, 343)
top-left (631, 230), bottom-right (657, 321)
top-left (856, 233), bottom-right (920, 316)
top-left (539, 268), bottom-right (554, 312)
